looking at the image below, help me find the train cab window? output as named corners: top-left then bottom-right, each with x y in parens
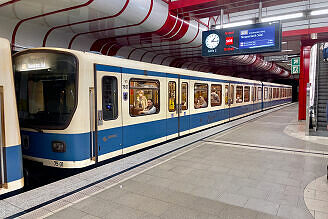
top-left (194, 83), bottom-right (208, 109)
top-left (264, 87), bottom-right (268, 100)
top-left (14, 52), bottom-right (77, 129)
top-left (211, 84), bottom-right (222, 107)
top-left (236, 86), bottom-right (243, 103)
top-left (225, 85), bottom-right (229, 105)
top-left (168, 81), bottom-right (176, 112)
top-left (181, 82), bottom-right (188, 110)
top-left (102, 76), bottom-right (118, 120)
top-left (129, 79), bottom-right (160, 117)
top-left (244, 86), bottom-right (250, 102)
top-left (257, 87), bottom-right (262, 100)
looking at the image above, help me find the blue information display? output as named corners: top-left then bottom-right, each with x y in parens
top-left (202, 22), bottom-right (281, 57)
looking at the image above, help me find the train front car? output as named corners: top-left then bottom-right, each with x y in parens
top-left (0, 38), bottom-right (24, 194)
top-left (13, 49), bottom-right (93, 168)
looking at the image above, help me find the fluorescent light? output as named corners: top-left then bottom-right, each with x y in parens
top-left (282, 49), bottom-right (293, 52)
top-left (311, 9), bottom-right (328, 16)
top-left (216, 20), bottom-right (254, 29)
top-left (262, 12), bottom-right (304, 22)
top-left (282, 42), bottom-right (287, 44)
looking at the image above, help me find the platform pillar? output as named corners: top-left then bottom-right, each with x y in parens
top-left (298, 43), bottom-right (312, 120)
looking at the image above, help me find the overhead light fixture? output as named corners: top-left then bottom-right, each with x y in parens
top-left (216, 20), bottom-right (254, 29)
top-left (310, 8), bottom-right (328, 16)
top-left (311, 33), bottom-right (317, 39)
top-left (282, 49), bottom-right (293, 52)
top-left (282, 42), bottom-right (287, 44)
top-left (262, 12), bottom-right (304, 22)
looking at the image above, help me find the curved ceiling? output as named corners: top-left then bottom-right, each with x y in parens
top-left (1, 0), bottom-right (328, 80)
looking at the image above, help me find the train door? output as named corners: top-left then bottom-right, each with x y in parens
top-left (0, 87), bottom-right (6, 190)
top-left (251, 86), bottom-right (255, 112)
top-left (178, 77), bottom-right (190, 136)
top-left (224, 84), bottom-right (230, 121)
top-left (167, 76), bottom-right (179, 139)
top-left (94, 66), bottom-right (123, 163)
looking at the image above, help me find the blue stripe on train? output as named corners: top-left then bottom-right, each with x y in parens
top-left (21, 100), bottom-right (291, 163)
top-left (5, 145), bottom-right (23, 182)
top-left (21, 131), bottom-right (91, 161)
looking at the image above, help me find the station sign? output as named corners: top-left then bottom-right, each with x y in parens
top-left (291, 57), bottom-right (300, 74)
top-left (202, 21), bottom-right (282, 57)
top-left (264, 55), bottom-right (288, 62)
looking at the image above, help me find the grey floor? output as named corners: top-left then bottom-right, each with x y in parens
top-left (208, 105), bottom-right (328, 153)
top-left (45, 104), bottom-right (328, 219)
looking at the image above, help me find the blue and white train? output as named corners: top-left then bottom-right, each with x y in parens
top-left (0, 38), bottom-right (24, 194)
top-left (13, 47), bottom-right (292, 168)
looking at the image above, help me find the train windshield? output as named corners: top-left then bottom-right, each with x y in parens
top-left (13, 51), bottom-right (77, 129)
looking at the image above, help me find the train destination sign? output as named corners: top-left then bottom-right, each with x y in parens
top-left (202, 21), bottom-right (282, 57)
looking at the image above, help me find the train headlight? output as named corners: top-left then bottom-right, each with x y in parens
top-left (52, 141), bottom-right (66, 153)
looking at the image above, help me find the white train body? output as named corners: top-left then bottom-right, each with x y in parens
top-left (0, 38), bottom-right (24, 194)
top-left (13, 48), bottom-right (292, 168)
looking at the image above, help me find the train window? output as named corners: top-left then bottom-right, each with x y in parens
top-left (230, 85), bottom-right (234, 104)
top-left (102, 76), bottom-right (118, 120)
top-left (264, 87), bottom-right (268, 100)
top-left (252, 87), bottom-right (256, 101)
top-left (236, 86), bottom-right (243, 103)
top-left (168, 81), bottom-right (176, 112)
top-left (194, 83), bottom-right (208, 109)
top-left (269, 88), bottom-right (272, 99)
top-left (181, 82), bottom-right (188, 110)
top-left (225, 85), bottom-right (229, 105)
top-left (129, 79), bottom-right (160, 117)
top-left (211, 84), bottom-right (222, 107)
top-left (14, 52), bottom-right (77, 129)
top-left (257, 87), bottom-right (262, 100)
top-left (272, 88), bottom-right (275, 98)
top-left (244, 86), bottom-right (250, 102)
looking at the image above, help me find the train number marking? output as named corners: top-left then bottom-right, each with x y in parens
top-left (53, 161), bottom-right (64, 167)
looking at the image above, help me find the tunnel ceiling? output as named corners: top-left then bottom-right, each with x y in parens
top-left (1, 0), bottom-right (328, 81)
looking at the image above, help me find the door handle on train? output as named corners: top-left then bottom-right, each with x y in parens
top-left (98, 110), bottom-right (103, 126)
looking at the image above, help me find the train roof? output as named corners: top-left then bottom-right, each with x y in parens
top-left (15, 47), bottom-right (289, 86)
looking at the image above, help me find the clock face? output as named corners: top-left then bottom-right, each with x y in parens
top-left (205, 34), bottom-right (220, 49)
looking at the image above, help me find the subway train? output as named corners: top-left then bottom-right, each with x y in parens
top-left (0, 38), bottom-right (24, 194)
top-left (12, 47), bottom-right (292, 169)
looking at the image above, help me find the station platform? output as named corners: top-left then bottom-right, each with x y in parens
top-left (1, 103), bottom-right (328, 219)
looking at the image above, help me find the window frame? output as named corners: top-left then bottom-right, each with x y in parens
top-left (13, 49), bottom-right (79, 130)
top-left (181, 82), bottom-right (188, 111)
top-left (129, 78), bottom-right (160, 117)
top-left (211, 84), bottom-right (222, 107)
top-left (225, 85), bottom-right (229, 105)
top-left (257, 87), bottom-right (262, 101)
top-left (264, 87), bottom-right (268, 100)
top-left (244, 86), bottom-right (250, 102)
top-left (236, 85), bottom-right (243, 103)
top-left (230, 85), bottom-right (234, 104)
top-left (194, 83), bottom-right (209, 109)
top-left (168, 81), bottom-right (176, 112)
top-left (102, 76), bottom-right (118, 121)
